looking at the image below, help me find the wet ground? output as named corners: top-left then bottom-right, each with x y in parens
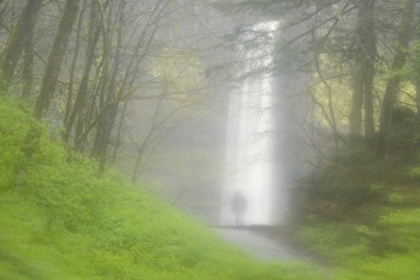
top-left (214, 226), bottom-right (321, 264)
top-left (214, 226), bottom-right (333, 280)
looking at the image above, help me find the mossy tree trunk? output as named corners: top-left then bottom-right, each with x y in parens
top-left (33, 0), bottom-right (80, 120)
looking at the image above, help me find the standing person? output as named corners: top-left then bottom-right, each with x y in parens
top-left (231, 191), bottom-right (247, 226)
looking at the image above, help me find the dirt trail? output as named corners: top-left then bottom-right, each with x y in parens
top-left (216, 228), bottom-right (316, 263)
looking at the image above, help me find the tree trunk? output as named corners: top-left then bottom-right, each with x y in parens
top-left (363, 0), bottom-right (376, 140)
top-left (91, 1), bottom-right (125, 175)
top-left (364, 62), bottom-right (376, 139)
top-left (416, 76), bottom-right (420, 116)
top-left (0, 0), bottom-right (43, 84)
top-left (64, 0), bottom-right (86, 125)
top-left (377, 0), bottom-right (416, 156)
top-left (111, 101), bottom-right (128, 165)
top-left (63, 1), bottom-right (100, 142)
top-left (416, 11), bottom-right (420, 116)
top-left (33, 0), bottom-right (80, 120)
top-left (131, 97), bottom-right (165, 183)
top-left (22, 24), bottom-right (34, 98)
top-left (349, 60), bottom-right (364, 143)
top-left (349, 0), bottom-right (376, 144)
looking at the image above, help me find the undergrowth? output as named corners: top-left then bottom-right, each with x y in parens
top-left (0, 96), bottom-right (323, 279)
top-left (295, 113), bottom-right (420, 280)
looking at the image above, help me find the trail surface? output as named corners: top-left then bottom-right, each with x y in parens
top-left (216, 228), bottom-right (315, 263)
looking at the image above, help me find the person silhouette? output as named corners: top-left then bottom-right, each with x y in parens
top-left (231, 191), bottom-right (247, 226)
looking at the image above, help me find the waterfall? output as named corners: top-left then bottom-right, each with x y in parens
top-left (221, 22), bottom-right (279, 226)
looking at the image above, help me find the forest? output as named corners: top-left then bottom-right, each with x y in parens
top-left (1, 0), bottom-right (420, 279)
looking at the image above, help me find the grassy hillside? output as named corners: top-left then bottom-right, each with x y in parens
top-left (5, 94), bottom-right (418, 280)
top-left (0, 96), bottom-right (322, 279)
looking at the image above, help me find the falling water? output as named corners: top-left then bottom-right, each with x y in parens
top-left (221, 22), bottom-right (279, 226)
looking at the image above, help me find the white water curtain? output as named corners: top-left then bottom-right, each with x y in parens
top-left (221, 22), bottom-right (278, 226)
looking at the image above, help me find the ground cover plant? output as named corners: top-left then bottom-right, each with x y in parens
top-left (0, 96), bottom-right (322, 279)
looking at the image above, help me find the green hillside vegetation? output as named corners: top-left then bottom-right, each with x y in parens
top-left (293, 109), bottom-right (420, 280)
top-left (0, 96), bottom-right (321, 280)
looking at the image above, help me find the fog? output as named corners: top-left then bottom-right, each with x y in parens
top-left (2, 0), bottom-right (419, 278)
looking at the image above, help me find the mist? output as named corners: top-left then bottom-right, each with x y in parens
top-left (1, 0), bottom-right (420, 279)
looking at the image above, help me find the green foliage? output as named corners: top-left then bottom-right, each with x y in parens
top-left (298, 124), bottom-right (420, 219)
top-left (293, 112), bottom-right (420, 278)
top-left (300, 148), bottom-right (381, 210)
top-left (0, 98), bottom-right (35, 192)
top-left (386, 106), bottom-right (420, 155)
top-left (299, 216), bottom-right (420, 280)
top-left (296, 139), bottom-right (420, 279)
top-left (407, 166), bottom-right (420, 180)
top-left (387, 192), bottom-right (404, 204)
top-left (0, 96), bottom-right (322, 279)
